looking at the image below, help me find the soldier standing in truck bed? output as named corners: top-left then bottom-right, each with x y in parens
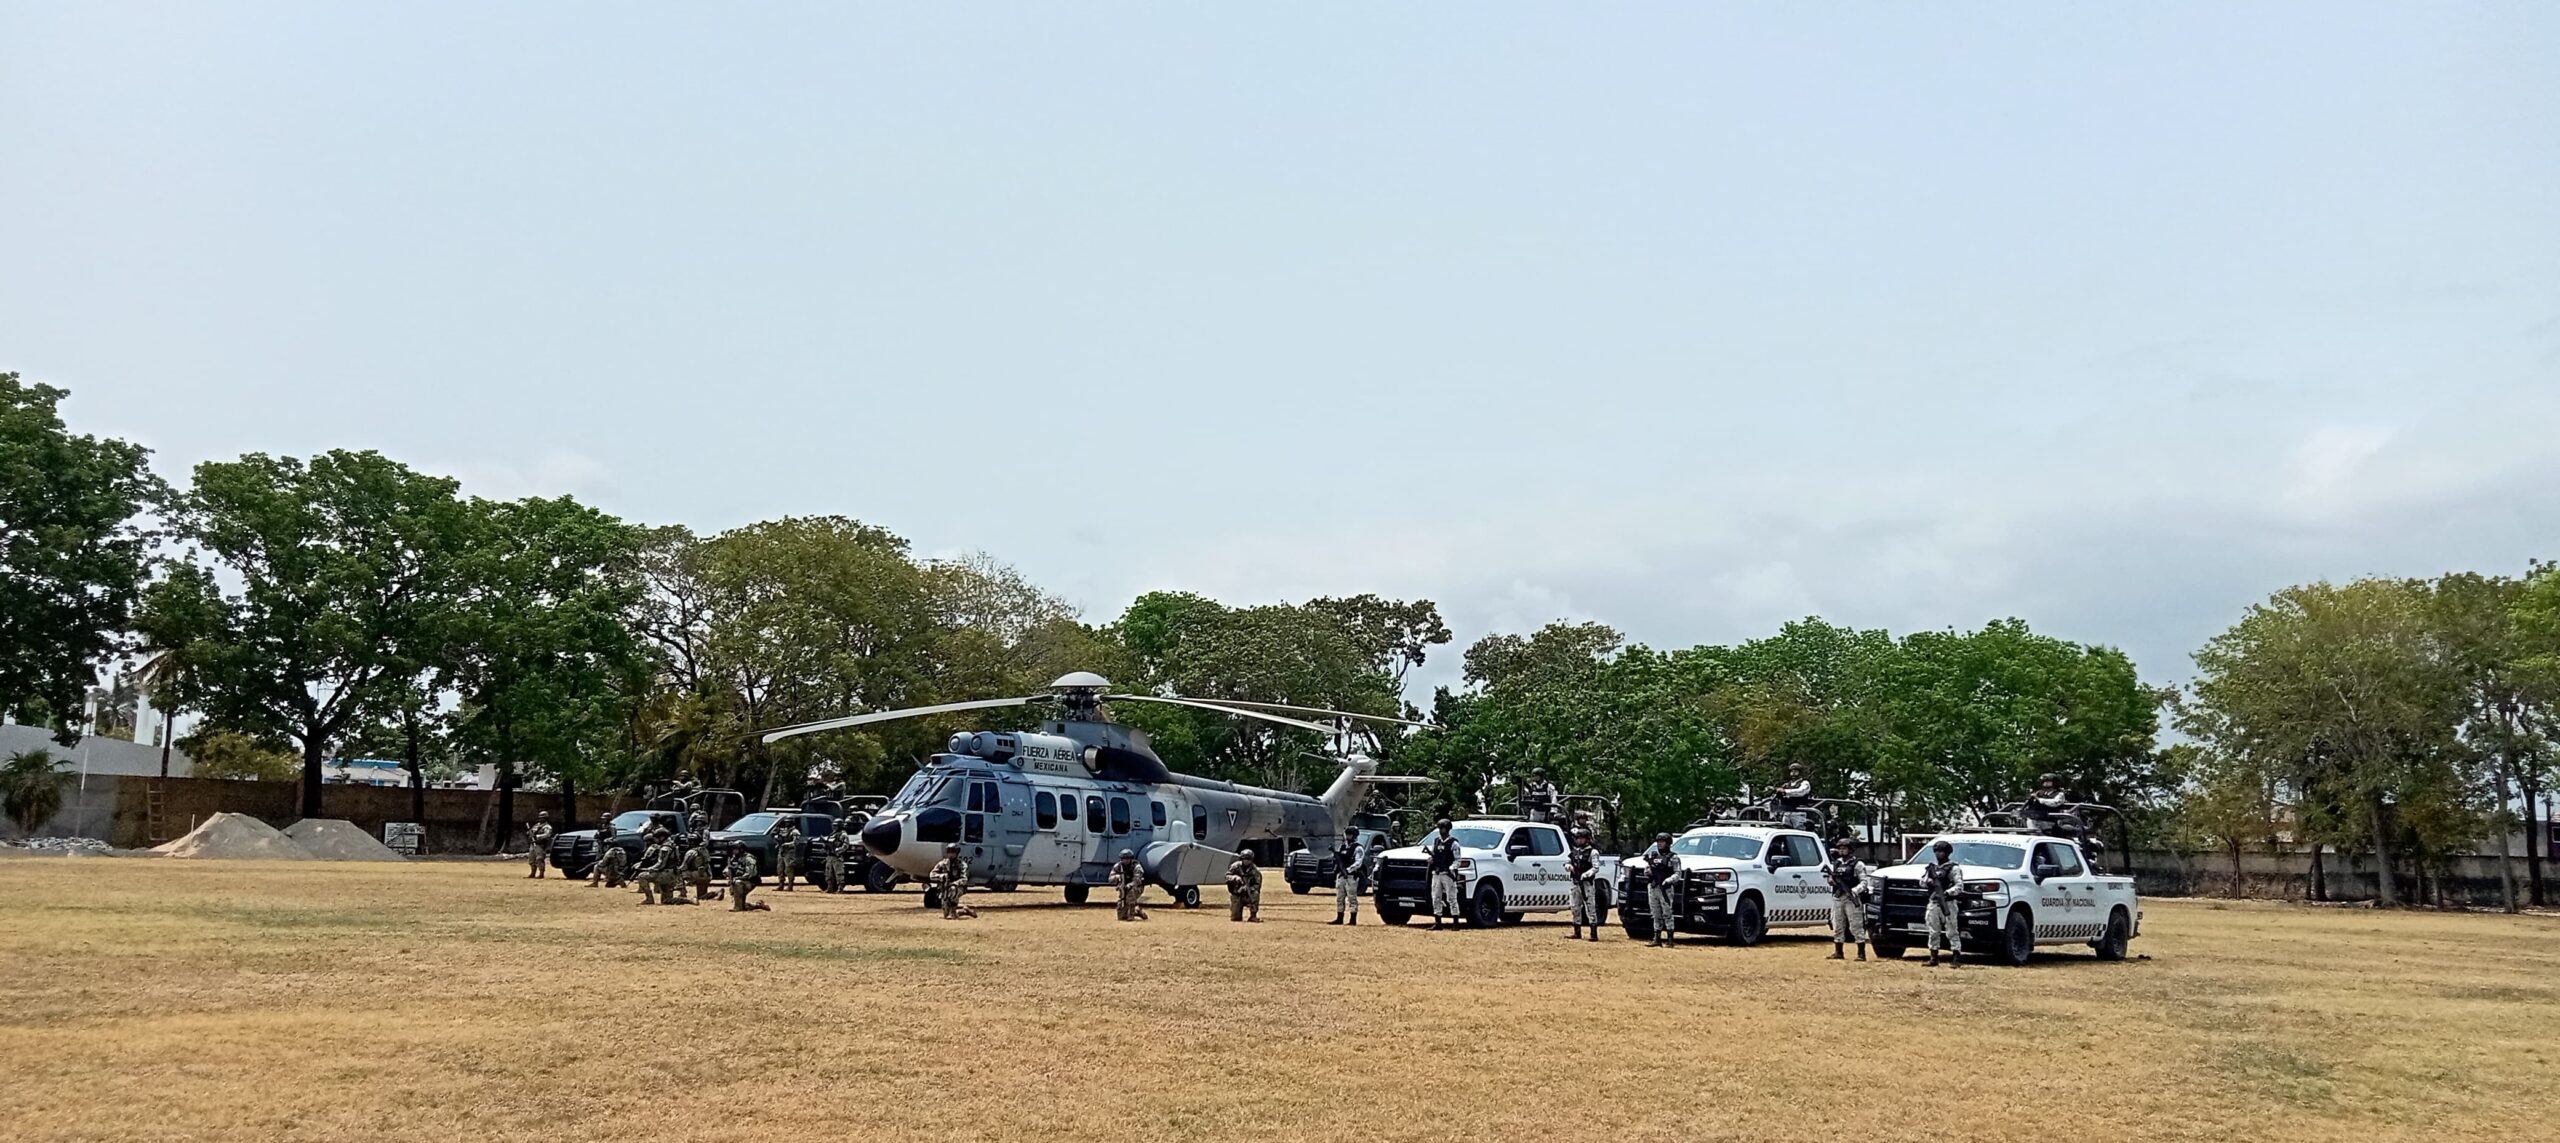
top-left (1226, 847), bottom-right (1263, 923)
top-left (1109, 849), bottom-right (1149, 922)
top-left (525, 812), bottom-right (554, 879)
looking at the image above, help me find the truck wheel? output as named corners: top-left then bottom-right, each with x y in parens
top-left (864, 862), bottom-right (899, 893)
top-left (1621, 911), bottom-right (1652, 941)
top-left (1375, 902), bottom-right (1413, 926)
top-left (1726, 894), bottom-right (1767, 947)
top-left (1291, 882), bottom-right (1312, 895)
top-left (1869, 930), bottom-right (1907, 960)
top-left (1467, 882), bottom-right (1506, 928)
top-left (2093, 907), bottom-right (2131, 961)
top-left (1595, 885), bottom-right (1612, 927)
top-left (1997, 908), bottom-right (2036, 966)
top-left (1176, 885), bottom-right (1203, 909)
top-left (1063, 883), bottom-right (1090, 905)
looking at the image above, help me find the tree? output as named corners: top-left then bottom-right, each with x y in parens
top-left (0, 374), bottom-right (164, 741)
top-left (446, 495), bottom-right (650, 848)
top-left (181, 729), bottom-right (302, 782)
top-left (0, 748), bottom-right (73, 832)
top-left (2507, 562), bottom-right (2560, 905)
top-left (148, 450), bottom-right (474, 816)
top-left (2419, 572), bottom-right (2546, 911)
top-left (131, 560), bottom-right (223, 778)
top-left (2189, 579), bottom-right (2471, 906)
top-left (2166, 742), bottom-right (2282, 883)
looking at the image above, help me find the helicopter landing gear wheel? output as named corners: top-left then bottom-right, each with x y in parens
top-left (1175, 885), bottom-right (1202, 909)
top-left (1063, 883), bottom-right (1090, 905)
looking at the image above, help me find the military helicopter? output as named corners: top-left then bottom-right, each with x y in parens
top-left (759, 672), bottom-right (1429, 908)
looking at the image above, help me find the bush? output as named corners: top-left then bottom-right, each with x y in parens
top-left (1, 749), bottom-right (72, 830)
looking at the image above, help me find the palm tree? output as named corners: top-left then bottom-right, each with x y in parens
top-left (1, 749), bottom-right (72, 834)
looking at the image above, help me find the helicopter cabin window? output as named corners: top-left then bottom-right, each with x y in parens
top-left (1086, 796), bottom-right (1106, 834)
top-left (1193, 805), bottom-right (1209, 841)
top-left (1109, 797), bottom-right (1132, 835)
top-left (966, 783), bottom-right (985, 813)
top-left (1151, 801), bottom-right (1168, 828)
top-left (1035, 792), bottom-right (1057, 830)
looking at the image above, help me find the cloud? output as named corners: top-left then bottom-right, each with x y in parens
top-left (442, 449), bottom-right (615, 502)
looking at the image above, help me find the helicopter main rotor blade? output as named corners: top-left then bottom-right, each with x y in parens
top-left (1177, 696), bottom-right (1438, 729)
top-left (759, 696), bottom-right (1043, 745)
top-left (1104, 693), bottom-right (1337, 734)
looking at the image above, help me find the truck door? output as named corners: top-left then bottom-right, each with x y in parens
top-left (2032, 841), bottom-right (2091, 939)
top-left (1779, 833), bottom-right (1829, 927)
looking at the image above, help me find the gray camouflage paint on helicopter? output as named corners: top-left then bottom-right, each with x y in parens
top-left (758, 673), bottom-right (1417, 900)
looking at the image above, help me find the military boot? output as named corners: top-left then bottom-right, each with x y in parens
top-left (1855, 942), bottom-right (1868, 961)
top-left (1925, 951), bottom-right (1940, 966)
top-left (1829, 942), bottom-right (1845, 960)
top-left (1569, 925), bottom-right (1582, 939)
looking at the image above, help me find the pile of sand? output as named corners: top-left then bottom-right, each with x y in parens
top-left (152, 812), bottom-right (315, 860)
top-left (282, 818), bottom-right (406, 862)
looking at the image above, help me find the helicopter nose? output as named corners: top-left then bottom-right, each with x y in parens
top-left (860, 815), bottom-right (902, 856)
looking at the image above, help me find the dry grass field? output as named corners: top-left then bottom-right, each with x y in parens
top-left (2, 856), bottom-right (2555, 1143)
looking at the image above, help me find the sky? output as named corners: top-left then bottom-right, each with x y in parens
top-left (5, 3), bottom-right (2556, 698)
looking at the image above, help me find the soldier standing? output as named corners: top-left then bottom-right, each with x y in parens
top-left (725, 846), bottom-right (768, 911)
top-left (1328, 828), bottom-right (1365, 926)
top-left (1109, 849), bottom-right (1149, 922)
top-left (1226, 847), bottom-right (1263, 923)
top-left (1522, 769), bottom-right (1561, 824)
top-left (1921, 839), bottom-right (1965, 968)
top-left (823, 829), bottom-right (851, 894)
top-left (1566, 826), bottom-right (1603, 941)
top-left (1642, 832), bottom-right (1679, 947)
top-left (932, 843), bottom-right (976, 920)
top-left (524, 812), bottom-right (554, 878)
top-left (1426, 818), bottom-right (1463, 930)
top-left (1823, 839), bottom-right (1872, 960)
top-left (772, 820), bottom-right (800, 892)
top-left (1769, 764), bottom-right (1815, 826)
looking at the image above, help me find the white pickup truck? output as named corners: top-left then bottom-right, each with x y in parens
top-left (1618, 824), bottom-right (1840, 945)
top-left (1369, 818), bottom-right (1620, 927)
top-left (1865, 831), bottom-right (2140, 965)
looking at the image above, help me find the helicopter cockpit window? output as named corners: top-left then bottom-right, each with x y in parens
top-left (1035, 792), bottom-right (1057, 830)
top-left (1109, 797), bottom-right (1132, 835)
top-left (1086, 796), bottom-right (1106, 834)
top-left (1151, 801), bottom-right (1168, 828)
top-left (887, 774), bottom-right (956, 812)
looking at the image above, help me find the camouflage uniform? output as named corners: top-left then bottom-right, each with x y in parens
top-left (1566, 838), bottom-right (1603, 936)
top-left (1922, 855), bottom-right (1965, 961)
top-left (1824, 853), bottom-right (1872, 953)
top-left (823, 832), bottom-right (851, 894)
top-left (726, 849), bottom-right (768, 911)
top-left (1642, 841), bottom-right (1679, 946)
top-left (526, 819), bottom-right (554, 878)
top-left (1330, 835), bottom-right (1364, 923)
top-left (932, 854), bottom-right (974, 919)
top-left (587, 825), bottom-right (620, 886)
top-left (772, 823), bottom-right (800, 891)
top-left (1226, 854), bottom-right (1262, 922)
top-left (1108, 856), bottom-right (1149, 921)
top-left (681, 842), bottom-right (713, 903)
top-left (1426, 832), bottom-right (1464, 924)
top-left (633, 837), bottom-right (666, 904)
top-left (597, 839), bottom-right (629, 888)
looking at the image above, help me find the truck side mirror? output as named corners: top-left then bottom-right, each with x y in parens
top-left (1506, 843), bottom-right (1531, 858)
top-left (2032, 863), bottom-right (2058, 882)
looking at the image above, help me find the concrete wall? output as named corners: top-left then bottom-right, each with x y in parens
top-left (12, 775), bottom-right (652, 855)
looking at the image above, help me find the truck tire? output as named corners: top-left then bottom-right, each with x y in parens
top-left (1594, 884), bottom-right (1612, 927)
top-left (1063, 883), bottom-right (1090, 905)
top-left (864, 862), bottom-right (899, 893)
top-left (1376, 901), bottom-right (1413, 926)
top-left (1996, 907), bottom-right (2036, 966)
top-left (2093, 907), bottom-right (2131, 961)
top-left (1291, 882), bottom-right (1312, 895)
top-left (1869, 929), bottom-right (1907, 959)
top-left (1726, 894), bottom-right (1767, 947)
top-left (1621, 912), bottom-right (1653, 941)
top-left (1467, 881), bottom-right (1506, 928)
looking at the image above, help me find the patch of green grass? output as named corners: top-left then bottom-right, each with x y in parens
top-left (2218, 1042), bottom-right (2335, 1105)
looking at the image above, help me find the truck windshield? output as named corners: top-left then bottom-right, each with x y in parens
top-left (1449, 827), bottom-right (1504, 849)
top-left (607, 811), bottom-right (661, 833)
top-left (726, 813), bottom-right (779, 834)
top-left (1918, 841), bottom-right (2026, 869)
top-left (1672, 832), bottom-right (1762, 859)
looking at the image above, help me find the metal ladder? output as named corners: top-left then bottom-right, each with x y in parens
top-left (146, 780), bottom-right (169, 844)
